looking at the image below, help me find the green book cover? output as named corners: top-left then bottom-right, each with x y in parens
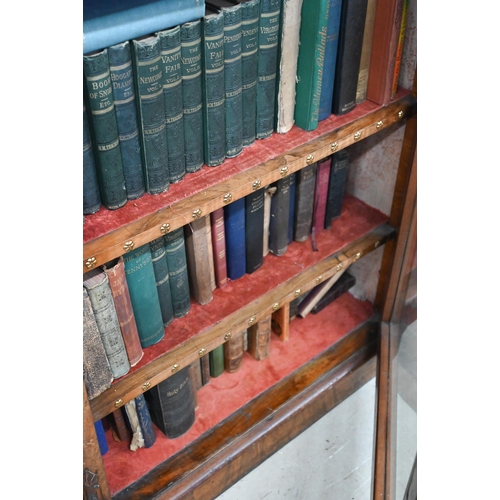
top-left (209, 345), bottom-right (225, 377)
top-left (181, 20), bottom-right (204, 173)
top-left (163, 228), bottom-right (191, 318)
top-left (256, 0), bottom-right (281, 139)
top-left (132, 35), bottom-right (170, 194)
top-left (158, 26), bottom-right (187, 184)
top-left (83, 102), bottom-right (101, 215)
top-left (150, 237), bottom-right (175, 328)
top-left (294, 0), bottom-right (330, 131)
top-left (202, 9), bottom-right (226, 166)
top-left (240, 0), bottom-right (260, 147)
top-left (83, 49), bottom-right (127, 210)
top-left (123, 243), bottom-right (165, 348)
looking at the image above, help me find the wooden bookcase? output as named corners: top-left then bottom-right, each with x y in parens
top-left (83, 3), bottom-right (417, 498)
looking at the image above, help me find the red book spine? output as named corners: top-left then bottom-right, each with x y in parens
top-left (210, 207), bottom-right (228, 288)
top-left (311, 157), bottom-right (332, 251)
top-left (104, 257), bottom-right (144, 367)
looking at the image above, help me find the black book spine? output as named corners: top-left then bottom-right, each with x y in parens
top-left (332, 0), bottom-right (369, 115)
top-left (311, 272), bottom-right (356, 314)
top-left (288, 173), bottom-right (296, 244)
top-left (293, 163), bottom-right (317, 242)
top-left (245, 188), bottom-right (265, 273)
top-left (324, 149), bottom-right (349, 229)
top-left (144, 366), bottom-right (196, 438)
top-left (269, 175), bottom-right (291, 256)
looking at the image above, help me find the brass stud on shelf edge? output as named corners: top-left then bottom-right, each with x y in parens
top-left (248, 315), bottom-right (256, 325)
top-left (223, 193), bottom-right (232, 204)
top-left (376, 120), bottom-right (384, 129)
top-left (354, 131), bottom-right (362, 141)
top-left (280, 166), bottom-right (289, 177)
top-left (272, 302), bottom-right (280, 311)
top-left (336, 263), bottom-right (343, 271)
top-left (354, 252), bottom-right (362, 261)
top-left (142, 381), bottom-right (151, 391)
top-left (114, 399), bottom-right (123, 408)
top-left (160, 223), bottom-right (171, 234)
top-left (192, 209), bottom-right (202, 219)
top-left (224, 332), bottom-right (232, 341)
top-left (172, 364), bottom-right (180, 372)
top-left (374, 240), bottom-right (380, 248)
top-left (306, 154), bottom-right (314, 164)
top-left (85, 257), bottom-right (97, 269)
top-left (331, 142), bottom-right (338, 152)
top-left (295, 289), bottom-right (301, 297)
top-left (316, 276), bottom-right (323, 284)
top-left (253, 179), bottom-right (261, 190)
top-left (199, 348), bottom-right (206, 356)
top-left (398, 110), bottom-right (404, 119)
top-left (123, 240), bottom-right (135, 252)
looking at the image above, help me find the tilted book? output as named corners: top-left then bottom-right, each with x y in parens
top-left (324, 149), bottom-right (349, 229)
top-left (103, 257), bottom-right (144, 367)
top-left (332, 0), bottom-right (369, 115)
top-left (224, 330), bottom-right (245, 372)
top-left (294, 0), bottom-right (330, 131)
top-left (144, 366), bottom-right (196, 438)
top-left (164, 228), bottom-right (192, 318)
top-left (318, 0), bottom-right (343, 121)
top-left (135, 394), bottom-right (157, 448)
top-left (123, 243), bottom-right (165, 348)
top-left (224, 197), bottom-right (246, 280)
top-left (83, 269), bottom-right (130, 378)
top-left (247, 314), bottom-right (271, 360)
top-left (293, 162), bottom-right (317, 242)
top-left (269, 175), bottom-right (291, 256)
top-left (83, 49), bottom-right (128, 210)
top-left (209, 345), bottom-right (225, 377)
top-left (311, 271), bottom-right (355, 313)
top-left (184, 216), bottom-right (214, 305)
top-left (158, 26), bottom-right (187, 183)
top-left (355, 0), bottom-right (377, 104)
top-left (256, 0), bottom-right (281, 138)
top-left (275, 0), bottom-right (303, 133)
top-left (181, 20), bottom-right (205, 173)
top-left (245, 188), bottom-right (265, 273)
top-left (83, 287), bottom-right (113, 400)
top-left (83, 102), bottom-right (101, 215)
top-left (201, 9), bottom-right (226, 166)
top-left (311, 156), bottom-right (331, 249)
top-left (210, 208), bottom-right (228, 288)
top-left (150, 237), bottom-right (175, 327)
top-left (83, 0), bottom-right (206, 54)
top-left (239, 0), bottom-right (260, 146)
top-left (108, 41), bottom-right (146, 200)
top-left (132, 35), bottom-right (170, 194)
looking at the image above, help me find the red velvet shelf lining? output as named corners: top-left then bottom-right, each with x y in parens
top-left (112, 193), bottom-right (387, 380)
top-left (103, 292), bottom-right (375, 495)
top-left (83, 89), bottom-right (409, 245)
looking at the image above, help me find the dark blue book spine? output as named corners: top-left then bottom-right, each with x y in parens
top-left (224, 198), bottom-right (246, 280)
top-left (94, 420), bottom-right (108, 455)
top-left (83, 102), bottom-right (101, 215)
top-left (269, 175), bottom-right (291, 256)
top-left (324, 149), bottom-right (349, 228)
top-left (288, 172), bottom-right (296, 244)
top-left (245, 188), bottom-right (265, 274)
top-left (318, 0), bottom-right (343, 121)
top-left (135, 394), bottom-right (157, 448)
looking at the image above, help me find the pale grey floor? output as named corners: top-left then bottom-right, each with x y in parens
top-left (216, 321), bottom-right (417, 500)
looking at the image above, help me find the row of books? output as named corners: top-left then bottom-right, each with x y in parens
top-left (92, 269), bottom-right (356, 457)
top-left (83, 0), bottom-right (387, 216)
top-left (82, 149), bottom-right (350, 400)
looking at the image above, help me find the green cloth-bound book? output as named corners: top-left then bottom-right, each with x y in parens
top-left (83, 49), bottom-right (127, 210)
top-left (132, 34), bottom-right (170, 195)
top-left (158, 26), bottom-right (187, 184)
top-left (123, 243), bottom-right (165, 348)
top-left (181, 20), bottom-right (204, 173)
top-left (202, 8), bottom-right (226, 166)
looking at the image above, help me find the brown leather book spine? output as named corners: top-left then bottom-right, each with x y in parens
top-left (188, 362), bottom-right (200, 410)
top-left (311, 157), bottom-right (332, 251)
top-left (184, 216), bottom-right (214, 305)
top-left (247, 314), bottom-right (271, 360)
top-left (104, 257), bottom-right (144, 367)
top-left (210, 208), bottom-right (228, 288)
top-left (111, 408), bottom-right (132, 443)
top-left (366, 0), bottom-right (404, 105)
top-left (200, 353), bottom-right (211, 386)
top-left (224, 330), bottom-right (244, 373)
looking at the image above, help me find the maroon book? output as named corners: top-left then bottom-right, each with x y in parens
top-left (311, 157), bottom-right (332, 251)
top-left (210, 207), bottom-right (228, 288)
top-left (103, 257), bottom-right (144, 367)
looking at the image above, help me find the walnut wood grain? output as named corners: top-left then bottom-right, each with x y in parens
top-left (83, 92), bottom-right (415, 273)
top-left (113, 320), bottom-right (378, 500)
top-left (89, 224), bottom-right (395, 422)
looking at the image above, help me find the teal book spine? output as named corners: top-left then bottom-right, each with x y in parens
top-left (158, 26), bottom-right (187, 184)
top-left (83, 102), bottom-right (101, 215)
top-left (221, 3), bottom-right (243, 157)
top-left (132, 35), bottom-right (170, 195)
top-left (202, 10), bottom-right (226, 166)
top-left (240, 0), bottom-right (260, 147)
top-left (83, 49), bottom-right (127, 210)
top-left (181, 20), bottom-right (204, 173)
top-left (108, 41), bottom-right (146, 200)
top-left (150, 237), bottom-right (175, 327)
top-left (294, 0), bottom-right (330, 131)
top-left (164, 228), bottom-right (192, 318)
top-left (256, 0), bottom-right (281, 139)
top-left (123, 243), bottom-right (165, 348)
